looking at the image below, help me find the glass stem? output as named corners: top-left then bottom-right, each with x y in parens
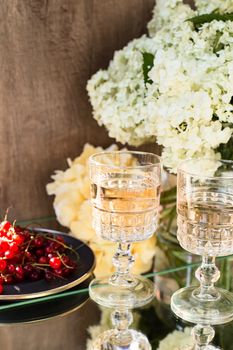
top-left (110, 243), bottom-right (135, 286)
top-left (111, 309), bottom-right (133, 345)
top-left (194, 256), bottom-right (220, 301)
top-left (192, 324), bottom-right (215, 350)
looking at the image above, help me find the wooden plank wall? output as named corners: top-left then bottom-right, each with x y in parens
top-left (0, 0), bottom-right (194, 221)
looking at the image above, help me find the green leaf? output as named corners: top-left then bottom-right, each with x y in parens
top-left (142, 52), bottom-right (154, 85)
top-left (157, 230), bottom-right (179, 246)
top-left (160, 197), bottom-right (177, 205)
top-left (217, 136), bottom-right (233, 160)
top-left (160, 206), bottom-right (175, 220)
top-left (172, 250), bottom-right (190, 263)
top-left (161, 186), bottom-right (177, 197)
top-left (211, 8), bottom-right (220, 14)
top-left (160, 186), bottom-right (177, 205)
top-left (186, 12), bottom-right (233, 29)
top-left (166, 205), bottom-right (176, 231)
top-left (213, 30), bottom-right (224, 53)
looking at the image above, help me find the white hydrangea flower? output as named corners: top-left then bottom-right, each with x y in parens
top-left (148, 0), bottom-right (194, 36)
top-left (195, 0), bottom-right (233, 14)
top-left (87, 36), bottom-right (158, 146)
top-left (179, 158), bottom-right (222, 178)
top-left (87, 0), bottom-right (233, 172)
top-left (157, 328), bottom-right (194, 350)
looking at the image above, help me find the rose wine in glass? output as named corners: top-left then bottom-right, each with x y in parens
top-left (178, 190), bottom-right (233, 257)
top-left (89, 151), bottom-right (161, 350)
top-left (171, 159), bottom-right (233, 350)
top-left (91, 174), bottom-right (160, 242)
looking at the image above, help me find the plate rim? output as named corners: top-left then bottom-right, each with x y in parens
top-left (0, 228), bottom-right (95, 300)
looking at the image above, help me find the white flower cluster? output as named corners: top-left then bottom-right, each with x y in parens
top-left (46, 143), bottom-right (156, 278)
top-left (87, 36), bottom-right (157, 146)
top-left (87, 0), bottom-right (233, 172)
top-left (157, 327), bottom-right (194, 350)
top-left (195, 0), bottom-right (233, 14)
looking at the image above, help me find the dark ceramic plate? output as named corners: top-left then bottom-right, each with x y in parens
top-left (0, 276), bottom-right (91, 324)
top-left (0, 228), bottom-right (95, 300)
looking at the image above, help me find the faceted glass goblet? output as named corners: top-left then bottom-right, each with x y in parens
top-left (171, 159), bottom-right (233, 326)
top-left (89, 151), bottom-right (161, 350)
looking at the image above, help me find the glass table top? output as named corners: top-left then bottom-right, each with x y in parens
top-left (0, 217), bottom-right (232, 350)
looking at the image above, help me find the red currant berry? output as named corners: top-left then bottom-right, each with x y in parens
top-left (25, 251), bottom-right (36, 262)
top-left (11, 255), bottom-right (22, 264)
top-left (34, 236), bottom-right (44, 247)
top-left (49, 257), bottom-right (61, 270)
top-left (45, 246), bottom-right (53, 255)
top-left (0, 230), bottom-right (7, 237)
top-left (35, 249), bottom-right (44, 257)
top-left (61, 256), bottom-right (70, 265)
top-left (5, 275), bottom-right (13, 284)
top-left (15, 265), bottom-right (24, 276)
top-left (13, 234), bottom-right (25, 245)
top-left (9, 242), bottom-right (19, 253)
top-left (0, 284), bottom-right (3, 294)
top-left (6, 231), bottom-right (13, 239)
top-left (5, 250), bottom-right (15, 259)
top-left (0, 276), bottom-right (4, 284)
top-left (38, 256), bottom-right (48, 264)
top-left (50, 241), bottom-right (59, 250)
top-left (57, 235), bottom-right (65, 243)
top-left (0, 259), bottom-right (7, 272)
top-left (0, 241), bottom-right (9, 252)
top-left (7, 264), bottom-right (15, 274)
top-left (1, 221), bottom-right (11, 232)
top-left (25, 251), bottom-right (32, 259)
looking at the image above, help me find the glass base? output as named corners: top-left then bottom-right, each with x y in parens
top-left (171, 286), bottom-right (233, 325)
top-left (89, 275), bottom-right (154, 308)
top-left (91, 329), bottom-right (151, 350)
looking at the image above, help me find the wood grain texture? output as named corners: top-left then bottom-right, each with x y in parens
top-left (0, 0), bottom-right (155, 221)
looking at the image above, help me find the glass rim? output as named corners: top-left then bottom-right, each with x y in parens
top-left (88, 150), bottom-right (161, 170)
top-left (178, 158), bottom-right (233, 179)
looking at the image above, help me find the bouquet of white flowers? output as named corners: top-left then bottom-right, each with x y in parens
top-left (87, 0), bottom-right (233, 172)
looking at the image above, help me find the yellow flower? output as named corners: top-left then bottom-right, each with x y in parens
top-left (46, 143), bottom-right (156, 278)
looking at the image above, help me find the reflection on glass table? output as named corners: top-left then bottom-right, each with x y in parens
top-left (0, 217), bottom-right (231, 350)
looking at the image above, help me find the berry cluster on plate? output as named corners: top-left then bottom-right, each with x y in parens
top-left (0, 220), bottom-right (78, 294)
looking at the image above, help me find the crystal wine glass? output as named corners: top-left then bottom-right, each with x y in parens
top-left (171, 159), bottom-right (233, 339)
top-left (89, 151), bottom-right (161, 350)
